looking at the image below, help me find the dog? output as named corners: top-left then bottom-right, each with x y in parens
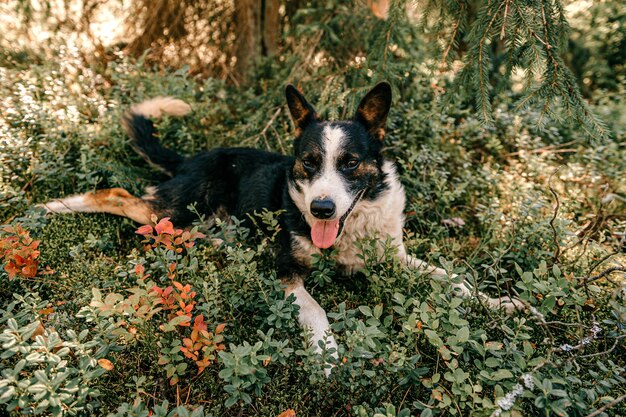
top-left (42, 83), bottom-right (522, 373)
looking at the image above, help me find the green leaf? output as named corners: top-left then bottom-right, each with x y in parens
top-left (457, 327), bottom-right (470, 343)
top-left (420, 409), bottom-right (433, 417)
top-left (373, 304), bottom-right (383, 319)
top-left (425, 330), bottom-right (443, 347)
top-left (485, 358), bottom-right (501, 368)
top-left (492, 369), bottom-right (514, 381)
top-left (359, 306), bottom-right (373, 317)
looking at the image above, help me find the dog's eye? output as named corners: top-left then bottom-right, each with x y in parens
top-left (345, 159), bottom-right (360, 170)
top-left (302, 159), bottom-right (315, 170)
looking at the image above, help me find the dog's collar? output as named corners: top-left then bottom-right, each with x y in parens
top-left (337, 188), bottom-right (366, 238)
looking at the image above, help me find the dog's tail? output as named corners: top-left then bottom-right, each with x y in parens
top-left (122, 97), bottom-right (191, 176)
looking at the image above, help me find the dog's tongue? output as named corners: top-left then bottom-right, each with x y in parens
top-left (311, 219), bottom-right (340, 249)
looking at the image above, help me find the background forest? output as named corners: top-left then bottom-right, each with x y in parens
top-left (0, 0), bottom-right (625, 416)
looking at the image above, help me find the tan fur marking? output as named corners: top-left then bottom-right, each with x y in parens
top-left (291, 235), bottom-right (319, 267)
top-left (87, 188), bottom-right (155, 224)
top-left (292, 160), bottom-right (307, 178)
top-left (357, 97), bottom-right (387, 140)
top-left (355, 161), bottom-right (379, 176)
top-left (281, 276), bottom-right (305, 292)
top-left (358, 97), bottom-right (385, 119)
top-left (292, 103), bottom-right (313, 124)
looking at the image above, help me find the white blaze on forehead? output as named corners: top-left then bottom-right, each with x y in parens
top-left (288, 124), bottom-right (357, 226)
top-left (305, 125), bottom-right (353, 218)
top-left (321, 125), bottom-right (346, 172)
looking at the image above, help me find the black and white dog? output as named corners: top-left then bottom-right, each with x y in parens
top-left (43, 83), bottom-right (522, 372)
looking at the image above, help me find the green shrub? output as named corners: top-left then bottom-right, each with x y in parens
top-left (1, 6), bottom-right (624, 414)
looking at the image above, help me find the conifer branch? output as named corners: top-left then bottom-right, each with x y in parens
top-left (418, 0), bottom-right (609, 141)
top-left (440, 3), bottom-right (464, 69)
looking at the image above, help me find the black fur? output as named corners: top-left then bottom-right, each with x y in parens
top-left (146, 148), bottom-right (298, 228)
top-left (122, 113), bottom-right (185, 176)
top-left (125, 83), bottom-right (393, 277)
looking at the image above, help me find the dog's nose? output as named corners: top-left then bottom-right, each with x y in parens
top-left (310, 199), bottom-right (336, 219)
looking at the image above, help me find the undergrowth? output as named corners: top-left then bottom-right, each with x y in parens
top-left (1, 13), bottom-right (625, 417)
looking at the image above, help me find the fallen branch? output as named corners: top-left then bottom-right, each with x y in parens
top-left (579, 334), bottom-right (626, 359)
top-left (585, 394), bottom-right (626, 417)
top-left (547, 168), bottom-right (562, 265)
top-left (582, 266), bottom-right (626, 285)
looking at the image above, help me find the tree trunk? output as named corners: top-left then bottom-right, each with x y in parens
top-left (234, 0), bottom-right (261, 84)
top-left (234, 0), bottom-right (282, 83)
top-left (263, 0), bottom-right (280, 57)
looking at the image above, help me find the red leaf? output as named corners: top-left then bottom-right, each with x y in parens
top-left (194, 315), bottom-right (207, 332)
top-left (135, 225), bottom-right (153, 235)
top-left (13, 254), bottom-right (25, 265)
top-left (21, 261), bottom-right (38, 278)
top-left (154, 218), bottom-right (175, 235)
top-left (4, 262), bottom-right (19, 279)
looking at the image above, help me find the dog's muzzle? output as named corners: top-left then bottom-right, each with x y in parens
top-left (310, 198), bottom-right (336, 220)
top-left (309, 189), bottom-right (365, 249)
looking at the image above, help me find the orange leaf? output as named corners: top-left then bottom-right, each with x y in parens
top-left (4, 262), bottom-right (19, 279)
top-left (215, 323), bottom-right (226, 334)
top-left (98, 358), bottom-right (114, 371)
top-left (32, 323), bottom-right (45, 338)
top-left (155, 218), bottom-right (175, 235)
top-left (21, 261), bottom-right (38, 278)
top-left (135, 225), bottom-right (153, 235)
top-left (39, 307), bottom-right (54, 316)
top-left (194, 315), bottom-right (207, 332)
top-left (277, 409), bottom-right (296, 417)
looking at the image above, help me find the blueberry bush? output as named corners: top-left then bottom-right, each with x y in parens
top-left (1, 1), bottom-right (624, 416)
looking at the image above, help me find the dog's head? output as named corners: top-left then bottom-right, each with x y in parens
top-left (286, 82), bottom-right (392, 249)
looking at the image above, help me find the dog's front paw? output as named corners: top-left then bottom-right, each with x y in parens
top-left (496, 296), bottom-right (526, 315)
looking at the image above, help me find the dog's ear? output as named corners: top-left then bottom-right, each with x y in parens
top-left (286, 84), bottom-right (318, 134)
top-left (355, 82), bottom-right (392, 140)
